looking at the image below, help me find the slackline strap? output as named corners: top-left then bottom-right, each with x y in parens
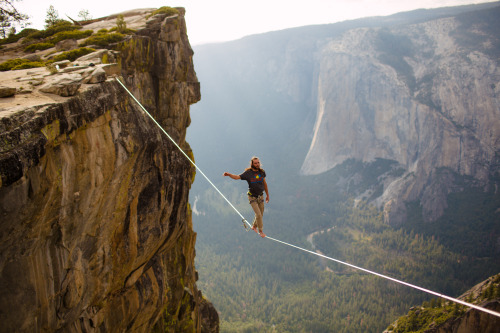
top-left (115, 77), bottom-right (500, 319)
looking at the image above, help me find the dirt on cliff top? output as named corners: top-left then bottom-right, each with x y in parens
top-left (0, 9), bottom-right (155, 117)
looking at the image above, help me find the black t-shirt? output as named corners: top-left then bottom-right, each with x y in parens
top-left (239, 169), bottom-right (266, 197)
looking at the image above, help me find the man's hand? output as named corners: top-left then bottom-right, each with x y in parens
top-left (265, 196), bottom-right (269, 203)
top-left (223, 172), bottom-right (240, 180)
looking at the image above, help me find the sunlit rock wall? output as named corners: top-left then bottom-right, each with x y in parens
top-left (0, 8), bottom-right (218, 333)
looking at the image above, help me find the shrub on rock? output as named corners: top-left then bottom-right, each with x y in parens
top-left (146, 6), bottom-right (179, 19)
top-left (51, 47), bottom-right (96, 62)
top-left (0, 58), bottom-right (35, 71)
top-left (24, 21), bottom-right (79, 41)
top-left (24, 42), bottom-right (55, 53)
top-left (80, 33), bottom-right (125, 47)
top-left (50, 30), bottom-right (93, 44)
top-left (12, 61), bottom-right (45, 70)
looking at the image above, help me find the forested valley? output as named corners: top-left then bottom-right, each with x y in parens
top-left (186, 3), bottom-right (500, 331)
top-left (191, 159), bottom-right (500, 332)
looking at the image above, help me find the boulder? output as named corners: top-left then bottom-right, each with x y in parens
top-left (17, 76), bottom-right (44, 86)
top-left (86, 67), bottom-right (107, 84)
top-left (62, 65), bottom-right (88, 73)
top-left (21, 54), bottom-right (41, 62)
top-left (29, 78), bottom-right (44, 86)
top-left (55, 39), bottom-right (78, 52)
top-left (52, 60), bottom-right (71, 69)
top-left (0, 86), bottom-right (16, 98)
top-left (39, 73), bottom-right (82, 97)
top-left (79, 66), bottom-right (97, 79)
top-left (100, 63), bottom-right (120, 76)
top-left (76, 49), bottom-right (107, 64)
top-left (75, 49), bottom-right (117, 65)
top-left (43, 51), bottom-right (63, 61)
top-left (16, 87), bottom-right (33, 94)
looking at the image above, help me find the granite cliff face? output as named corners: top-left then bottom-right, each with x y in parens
top-left (0, 8), bottom-right (218, 333)
top-left (300, 7), bottom-right (500, 224)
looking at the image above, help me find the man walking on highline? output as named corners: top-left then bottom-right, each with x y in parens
top-left (223, 157), bottom-right (269, 238)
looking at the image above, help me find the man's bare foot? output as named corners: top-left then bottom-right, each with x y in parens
top-left (259, 231), bottom-right (266, 238)
top-left (252, 225), bottom-right (258, 233)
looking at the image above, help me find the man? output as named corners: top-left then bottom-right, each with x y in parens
top-left (223, 157), bottom-right (269, 238)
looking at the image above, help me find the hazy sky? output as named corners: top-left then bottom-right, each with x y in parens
top-left (16, 0), bottom-right (498, 45)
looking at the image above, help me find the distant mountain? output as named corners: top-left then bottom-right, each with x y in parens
top-left (300, 4), bottom-right (500, 226)
top-left (187, 2), bottom-right (500, 332)
top-left (189, 1), bottom-right (500, 225)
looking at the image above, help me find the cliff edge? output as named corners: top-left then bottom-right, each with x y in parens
top-left (0, 8), bottom-right (218, 333)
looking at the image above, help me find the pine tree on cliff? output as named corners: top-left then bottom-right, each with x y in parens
top-left (0, 0), bottom-right (29, 37)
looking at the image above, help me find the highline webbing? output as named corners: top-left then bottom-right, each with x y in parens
top-left (115, 77), bottom-right (500, 319)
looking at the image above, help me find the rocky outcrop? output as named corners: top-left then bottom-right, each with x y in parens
top-left (386, 274), bottom-right (500, 333)
top-left (0, 86), bottom-right (16, 98)
top-left (55, 39), bottom-right (78, 52)
top-left (441, 301), bottom-right (500, 333)
top-left (300, 7), bottom-right (500, 223)
top-left (39, 73), bottom-right (83, 96)
top-left (119, 7), bottom-right (200, 145)
top-left (0, 8), bottom-right (217, 333)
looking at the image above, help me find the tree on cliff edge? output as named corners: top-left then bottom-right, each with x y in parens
top-left (0, 0), bottom-right (29, 38)
top-left (45, 5), bottom-right (60, 28)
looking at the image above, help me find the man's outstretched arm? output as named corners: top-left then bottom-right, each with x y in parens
top-left (223, 172), bottom-right (240, 180)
